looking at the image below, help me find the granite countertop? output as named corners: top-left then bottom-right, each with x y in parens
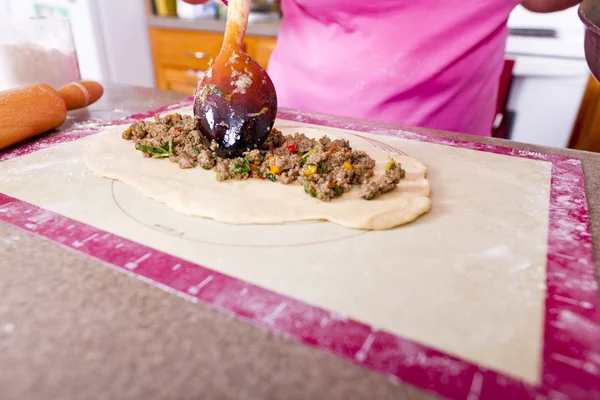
top-left (1, 84), bottom-right (599, 400)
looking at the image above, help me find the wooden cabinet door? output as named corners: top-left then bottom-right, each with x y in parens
top-left (158, 67), bottom-right (204, 95)
top-left (244, 36), bottom-right (278, 70)
top-left (149, 28), bottom-right (223, 71)
top-left (149, 27), bottom-right (278, 94)
top-left (569, 75), bottom-right (600, 153)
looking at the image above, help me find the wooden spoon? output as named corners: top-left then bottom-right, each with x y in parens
top-left (193, 0), bottom-right (277, 158)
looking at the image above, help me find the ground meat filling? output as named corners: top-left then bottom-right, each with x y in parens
top-left (122, 113), bottom-right (405, 201)
top-left (358, 160), bottom-right (405, 200)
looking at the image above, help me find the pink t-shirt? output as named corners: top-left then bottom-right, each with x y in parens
top-left (267, 0), bottom-right (521, 136)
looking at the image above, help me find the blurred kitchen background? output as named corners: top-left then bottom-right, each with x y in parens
top-left (0, 0), bottom-right (598, 152)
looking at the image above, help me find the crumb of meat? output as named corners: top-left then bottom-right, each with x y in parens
top-left (121, 114), bottom-right (404, 201)
top-left (290, 133), bottom-right (318, 154)
top-left (359, 160), bottom-right (405, 200)
top-left (351, 150), bottom-right (376, 184)
top-left (197, 148), bottom-right (216, 170)
top-left (261, 128), bottom-right (285, 150)
top-left (278, 163), bottom-right (302, 184)
top-left (318, 136), bottom-right (331, 148)
top-left (243, 149), bottom-right (263, 164)
top-left (304, 146), bottom-right (327, 166)
top-left (215, 159), bottom-right (232, 181)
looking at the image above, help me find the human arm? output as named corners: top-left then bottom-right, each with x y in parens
top-left (521, 0), bottom-right (582, 13)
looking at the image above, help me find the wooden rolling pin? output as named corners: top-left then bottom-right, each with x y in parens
top-left (0, 81), bottom-right (104, 151)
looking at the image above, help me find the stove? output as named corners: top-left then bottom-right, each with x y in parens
top-left (505, 5), bottom-right (589, 148)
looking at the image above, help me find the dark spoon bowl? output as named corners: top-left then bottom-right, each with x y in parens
top-left (580, 0), bottom-right (600, 82)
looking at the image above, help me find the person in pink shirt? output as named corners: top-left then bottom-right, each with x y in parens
top-left (184, 0), bottom-right (581, 136)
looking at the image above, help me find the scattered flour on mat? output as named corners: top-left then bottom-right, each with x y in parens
top-left (557, 310), bottom-right (600, 337)
top-left (67, 119), bottom-right (106, 132)
top-left (0, 235), bottom-right (20, 247)
top-left (1, 323), bottom-right (15, 334)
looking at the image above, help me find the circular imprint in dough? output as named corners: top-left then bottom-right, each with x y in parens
top-left (111, 179), bottom-right (368, 247)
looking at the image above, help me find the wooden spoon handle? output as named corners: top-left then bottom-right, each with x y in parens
top-left (57, 81), bottom-right (104, 110)
top-left (223, 0), bottom-right (251, 49)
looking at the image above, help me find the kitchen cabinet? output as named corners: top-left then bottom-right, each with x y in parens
top-left (149, 27), bottom-right (277, 95)
top-left (243, 35), bottom-right (278, 70)
top-left (569, 75), bottom-right (600, 153)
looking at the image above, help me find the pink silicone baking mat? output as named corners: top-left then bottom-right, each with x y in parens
top-left (1, 98), bottom-right (599, 400)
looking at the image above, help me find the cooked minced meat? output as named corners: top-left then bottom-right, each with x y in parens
top-left (358, 160), bottom-right (405, 200)
top-left (122, 113), bottom-right (207, 170)
top-left (122, 113), bottom-right (405, 201)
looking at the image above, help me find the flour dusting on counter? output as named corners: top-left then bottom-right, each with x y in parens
top-left (1, 323), bottom-right (15, 334)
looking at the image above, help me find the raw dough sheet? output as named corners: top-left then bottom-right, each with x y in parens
top-left (0, 107), bottom-right (552, 384)
top-left (84, 117), bottom-right (431, 230)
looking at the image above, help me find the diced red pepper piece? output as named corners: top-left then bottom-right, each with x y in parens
top-left (286, 143), bottom-right (298, 154)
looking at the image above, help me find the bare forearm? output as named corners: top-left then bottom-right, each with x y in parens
top-left (521, 0), bottom-right (581, 13)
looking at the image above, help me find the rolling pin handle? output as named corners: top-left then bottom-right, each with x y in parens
top-left (57, 81), bottom-right (104, 111)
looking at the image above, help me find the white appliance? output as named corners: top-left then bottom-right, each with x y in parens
top-left (2, 0), bottom-right (155, 87)
top-left (505, 5), bottom-right (589, 148)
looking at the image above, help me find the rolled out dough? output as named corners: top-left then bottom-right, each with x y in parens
top-left (83, 115), bottom-right (431, 230)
